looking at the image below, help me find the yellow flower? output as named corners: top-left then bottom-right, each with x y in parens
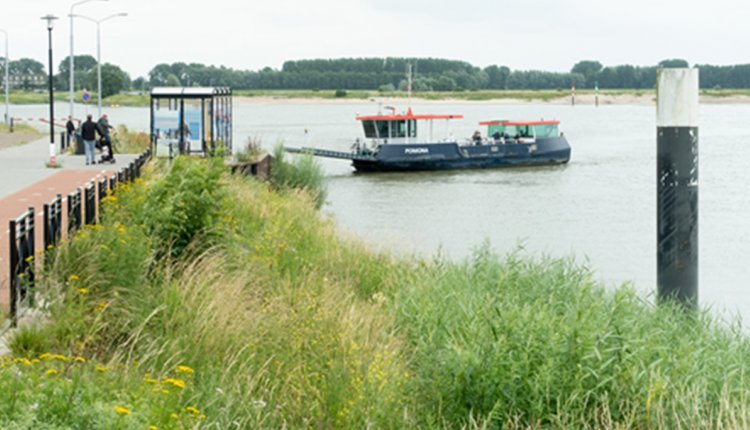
top-left (163, 378), bottom-right (185, 389)
top-left (77, 288), bottom-right (90, 295)
top-left (175, 365), bottom-right (194, 374)
top-left (170, 413), bottom-right (179, 419)
top-left (46, 369), bottom-right (59, 375)
top-left (114, 406), bottom-right (131, 416)
top-left (74, 357), bottom-right (86, 363)
top-left (25, 255), bottom-right (34, 263)
top-left (68, 274), bottom-right (80, 282)
top-left (185, 406), bottom-right (200, 415)
top-left (144, 378), bottom-right (159, 384)
top-left (149, 426), bottom-right (158, 430)
top-left (95, 366), bottom-right (108, 373)
top-left (46, 244), bottom-right (55, 250)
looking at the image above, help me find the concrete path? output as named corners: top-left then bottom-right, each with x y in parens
top-left (0, 134), bottom-right (143, 351)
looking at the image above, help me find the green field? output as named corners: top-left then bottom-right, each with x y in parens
top-left (2, 156), bottom-right (750, 428)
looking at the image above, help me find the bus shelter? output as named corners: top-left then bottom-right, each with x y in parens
top-left (150, 87), bottom-right (232, 157)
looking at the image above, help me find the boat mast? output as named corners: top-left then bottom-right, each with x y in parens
top-left (406, 63), bottom-right (412, 144)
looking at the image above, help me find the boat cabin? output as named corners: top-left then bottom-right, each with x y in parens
top-left (479, 120), bottom-right (560, 142)
top-left (357, 107), bottom-right (463, 144)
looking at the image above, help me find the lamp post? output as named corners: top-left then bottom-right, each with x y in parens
top-left (0, 28), bottom-right (8, 126)
top-left (69, 0), bottom-right (109, 119)
top-left (71, 12), bottom-right (126, 117)
top-left (41, 15), bottom-right (58, 167)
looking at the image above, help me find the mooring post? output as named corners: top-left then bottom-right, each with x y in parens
top-left (571, 80), bottom-right (575, 106)
top-left (656, 68), bottom-right (699, 308)
top-left (594, 81), bottom-right (599, 107)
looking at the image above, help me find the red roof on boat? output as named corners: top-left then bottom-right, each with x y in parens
top-left (356, 107), bottom-right (463, 121)
top-left (479, 120), bottom-right (560, 126)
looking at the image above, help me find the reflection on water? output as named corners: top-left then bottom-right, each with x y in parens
top-left (12, 102), bottom-right (750, 324)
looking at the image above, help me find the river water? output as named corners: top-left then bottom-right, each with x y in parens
top-left (12, 101), bottom-right (750, 322)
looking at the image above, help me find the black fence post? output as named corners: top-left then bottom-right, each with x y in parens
top-left (109, 174), bottom-right (117, 191)
top-left (84, 182), bottom-right (96, 225)
top-left (67, 188), bottom-right (82, 234)
top-left (43, 194), bottom-right (62, 252)
top-left (9, 207), bottom-right (35, 326)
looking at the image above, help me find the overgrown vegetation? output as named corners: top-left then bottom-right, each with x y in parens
top-left (3, 157), bottom-right (750, 428)
top-left (271, 144), bottom-right (327, 209)
top-left (112, 125), bottom-right (151, 154)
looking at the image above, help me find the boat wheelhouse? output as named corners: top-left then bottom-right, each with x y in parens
top-left (356, 107), bottom-right (463, 145)
top-left (479, 119), bottom-right (562, 144)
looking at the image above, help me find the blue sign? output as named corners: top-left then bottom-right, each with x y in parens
top-left (82, 92), bottom-right (91, 103)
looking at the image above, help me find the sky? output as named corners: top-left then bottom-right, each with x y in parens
top-left (0, 0), bottom-right (747, 79)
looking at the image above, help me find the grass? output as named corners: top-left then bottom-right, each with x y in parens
top-left (3, 157), bottom-right (750, 428)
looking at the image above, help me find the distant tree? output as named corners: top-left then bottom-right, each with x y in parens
top-left (9, 58), bottom-right (45, 76)
top-left (165, 74), bottom-right (181, 87)
top-left (658, 59), bottom-right (689, 68)
top-left (85, 63), bottom-right (129, 98)
top-left (484, 65), bottom-right (510, 89)
top-left (571, 61), bottom-right (603, 88)
top-left (131, 76), bottom-right (148, 92)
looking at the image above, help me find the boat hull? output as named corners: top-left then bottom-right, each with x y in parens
top-left (351, 137), bottom-right (571, 172)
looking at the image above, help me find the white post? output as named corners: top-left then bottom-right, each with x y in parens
top-left (1, 29), bottom-right (8, 125)
top-left (70, 0), bottom-right (108, 119)
top-left (96, 22), bottom-right (101, 117)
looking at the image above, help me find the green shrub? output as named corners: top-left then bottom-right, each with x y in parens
top-left (335, 89), bottom-right (347, 98)
top-left (270, 144), bottom-right (327, 209)
top-left (140, 157), bottom-right (224, 258)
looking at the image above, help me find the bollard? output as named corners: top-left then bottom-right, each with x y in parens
top-left (656, 68), bottom-right (699, 308)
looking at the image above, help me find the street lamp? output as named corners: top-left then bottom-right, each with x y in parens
top-left (0, 28), bottom-right (8, 126)
top-left (69, 0), bottom-right (109, 118)
top-left (71, 12), bottom-right (126, 117)
top-left (41, 14), bottom-right (58, 167)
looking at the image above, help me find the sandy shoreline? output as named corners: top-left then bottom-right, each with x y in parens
top-left (234, 93), bottom-right (750, 106)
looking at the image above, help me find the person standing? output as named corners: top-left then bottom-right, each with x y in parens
top-left (81, 114), bottom-right (98, 165)
top-left (65, 116), bottom-right (76, 149)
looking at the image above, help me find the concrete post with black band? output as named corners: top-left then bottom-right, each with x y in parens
top-left (656, 68), bottom-right (699, 308)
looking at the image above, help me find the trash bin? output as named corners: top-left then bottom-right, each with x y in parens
top-left (75, 135), bottom-right (84, 155)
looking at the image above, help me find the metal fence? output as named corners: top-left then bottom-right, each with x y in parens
top-left (84, 183), bottom-right (96, 225)
top-left (43, 194), bottom-right (63, 252)
top-left (9, 208), bottom-right (35, 326)
top-left (5, 148), bottom-right (153, 326)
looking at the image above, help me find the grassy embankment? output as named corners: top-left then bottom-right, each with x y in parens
top-left (7, 88), bottom-right (750, 108)
top-left (3, 154), bottom-right (750, 428)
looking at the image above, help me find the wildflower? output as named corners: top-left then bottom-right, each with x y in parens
top-left (74, 357), bottom-right (86, 363)
top-left (47, 244), bottom-right (55, 250)
top-left (95, 366), bottom-right (108, 373)
top-left (175, 365), bottom-right (194, 374)
top-left (170, 413), bottom-right (179, 419)
top-left (144, 378), bottom-right (159, 384)
top-left (114, 406), bottom-right (131, 416)
top-left (68, 274), bottom-right (80, 282)
top-left (25, 255), bottom-right (34, 263)
top-left (149, 426), bottom-right (158, 430)
top-left (46, 369), bottom-right (58, 375)
top-left (77, 288), bottom-right (89, 295)
top-left (185, 406), bottom-right (200, 415)
top-left (163, 378), bottom-right (185, 389)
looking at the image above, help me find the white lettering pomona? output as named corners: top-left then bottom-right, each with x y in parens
top-left (404, 148), bottom-right (429, 155)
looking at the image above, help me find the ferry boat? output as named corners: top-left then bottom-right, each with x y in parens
top-left (285, 107), bottom-right (571, 172)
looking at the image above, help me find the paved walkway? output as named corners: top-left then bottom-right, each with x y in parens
top-left (0, 135), bottom-right (142, 349)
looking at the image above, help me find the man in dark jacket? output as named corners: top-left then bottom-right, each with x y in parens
top-left (65, 116), bottom-right (75, 144)
top-left (81, 114), bottom-right (98, 165)
top-left (97, 114), bottom-right (115, 163)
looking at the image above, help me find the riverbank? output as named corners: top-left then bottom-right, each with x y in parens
top-left (7, 89), bottom-right (750, 108)
top-left (2, 156), bottom-right (750, 428)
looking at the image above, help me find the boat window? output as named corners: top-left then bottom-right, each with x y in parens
top-left (531, 124), bottom-right (559, 137)
top-left (397, 120), bottom-right (417, 138)
top-left (362, 120), bottom-right (391, 139)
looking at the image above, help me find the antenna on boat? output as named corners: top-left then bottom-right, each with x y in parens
top-left (407, 63), bottom-right (413, 109)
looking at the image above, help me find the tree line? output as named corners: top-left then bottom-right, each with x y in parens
top-left (3, 56), bottom-right (750, 94)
